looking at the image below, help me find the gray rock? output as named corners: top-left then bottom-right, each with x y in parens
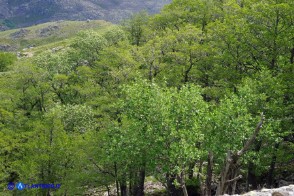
top-left (0, 25), bottom-right (9, 31)
top-left (0, 44), bottom-right (15, 52)
top-left (223, 185), bottom-right (294, 196)
top-left (144, 181), bottom-right (165, 194)
top-left (38, 25), bottom-right (60, 37)
top-left (10, 28), bottom-right (30, 39)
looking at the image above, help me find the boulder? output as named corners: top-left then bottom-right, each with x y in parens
top-left (223, 185), bottom-right (294, 196)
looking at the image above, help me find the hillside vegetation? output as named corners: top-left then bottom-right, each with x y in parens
top-left (0, 0), bottom-right (293, 196)
top-left (0, 20), bottom-right (113, 52)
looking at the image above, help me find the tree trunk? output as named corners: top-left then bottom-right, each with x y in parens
top-left (246, 141), bottom-right (262, 191)
top-left (267, 142), bottom-right (280, 188)
top-left (129, 171), bottom-right (133, 196)
top-left (177, 171), bottom-right (188, 196)
top-left (196, 161), bottom-right (204, 195)
top-left (148, 61), bottom-right (153, 81)
top-left (132, 166), bottom-right (145, 196)
top-left (216, 151), bottom-right (240, 195)
top-left (206, 151), bottom-right (213, 196)
top-left (106, 185), bottom-right (110, 196)
top-left (114, 162), bottom-right (120, 196)
top-left (166, 173), bottom-right (183, 196)
top-left (216, 113), bottom-right (264, 195)
top-left (120, 174), bottom-right (127, 196)
top-left (137, 168), bottom-right (145, 196)
top-left (46, 127), bottom-right (53, 196)
top-left (231, 173), bottom-right (239, 194)
top-left (290, 48), bottom-right (294, 64)
top-left (247, 162), bottom-right (258, 191)
top-left (183, 53), bottom-right (193, 83)
top-left (188, 162), bottom-right (195, 179)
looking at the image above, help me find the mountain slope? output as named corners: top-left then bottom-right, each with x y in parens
top-left (0, 0), bottom-right (171, 30)
top-left (0, 20), bottom-right (113, 52)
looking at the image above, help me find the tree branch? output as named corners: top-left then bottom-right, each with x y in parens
top-left (226, 175), bottom-right (242, 183)
top-left (237, 113), bottom-right (265, 157)
top-left (89, 158), bottom-right (115, 177)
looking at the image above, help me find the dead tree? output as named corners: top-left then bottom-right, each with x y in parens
top-left (216, 113), bottom-right (265, 195)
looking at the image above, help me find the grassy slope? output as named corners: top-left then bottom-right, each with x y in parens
top-left (0, 20), bottom-right (113, 53)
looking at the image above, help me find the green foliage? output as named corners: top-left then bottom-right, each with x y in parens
top-left (34, 50), bottom-right (73, 75)
top-left (0, 52), bottom-right (16, 72)
top-left (119, 80), bottom-right (208, 175)
top-left (57, 104), bottom-right (97, 133)
top-left (0, 0), bottom-right (293, 195)
top-left (71, 30), bottom-right (107, 65)
top-left (104, 26), bottom-right (127, 46)
top-left (123, 11), bottom-right (149, 46)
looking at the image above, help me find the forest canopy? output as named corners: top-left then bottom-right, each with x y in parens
top-left (0, 0), bottom-right (293, 195)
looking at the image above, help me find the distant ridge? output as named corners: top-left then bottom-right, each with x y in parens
top-left (0, 0), bottom-right (171, 30)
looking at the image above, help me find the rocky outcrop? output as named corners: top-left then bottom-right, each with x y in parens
top-left (224, 185), bottom-right (294, 196)
top-left (10, 29), bottom-right (30, 39)
top-left (144, 181), bottom-right (165, 195)
top-left (0, 25), bottom-right (9, 31)
top-left (0, 44), bottom-right (15, 52)
top-left (38, 25), bottom-right (59, 37)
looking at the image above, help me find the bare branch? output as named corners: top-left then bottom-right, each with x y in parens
top-left (237, 112), bottom-right (265, 157)
top-left (226, 175), bottom-right (242, 183)
top-left (89, 158), bottom-right (115, 177)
